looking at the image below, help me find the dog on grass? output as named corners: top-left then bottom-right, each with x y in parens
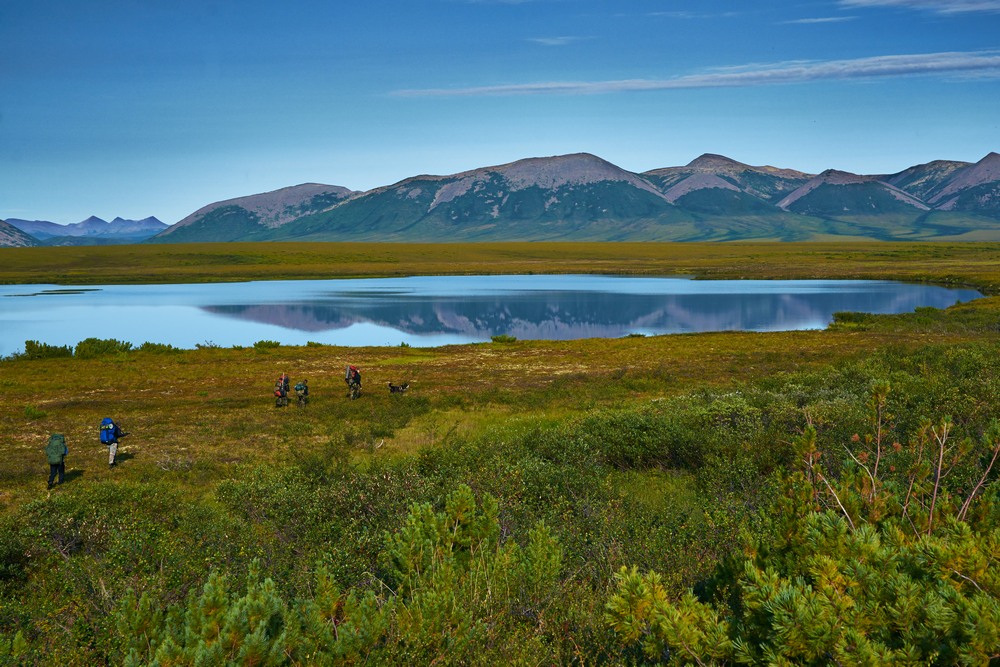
top-left (388, 382), bottom-right (410, 394)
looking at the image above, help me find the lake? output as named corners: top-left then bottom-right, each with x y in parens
top-left (0, 275), bottom-right (983, 355)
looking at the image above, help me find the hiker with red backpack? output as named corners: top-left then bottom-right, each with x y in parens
top-left (274, 372), bottom-right (290, 407)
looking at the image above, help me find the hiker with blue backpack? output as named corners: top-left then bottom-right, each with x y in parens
top-left (100, 417), bottom-right (128, 467)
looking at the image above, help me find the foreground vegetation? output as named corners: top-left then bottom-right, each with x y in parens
top-left (1, 242), bottom-right (999, 664)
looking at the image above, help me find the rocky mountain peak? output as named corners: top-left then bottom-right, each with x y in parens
top-left (929, 152), bottom-right (1000, 204)
top-left (425, 153), bottom-right (670, 209)
top-left (686, 153), bottom-right (748, 171)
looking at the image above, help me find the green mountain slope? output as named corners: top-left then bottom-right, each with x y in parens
top-left (148, 151), bottom-right (1000, 243)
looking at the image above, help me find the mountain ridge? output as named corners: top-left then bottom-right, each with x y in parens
top-left (146, 151), bottom-right (1000, 244)
top-left (7, 151), bottom-right (999, 247)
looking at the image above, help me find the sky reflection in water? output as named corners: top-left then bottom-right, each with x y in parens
top-left (0, 275), bottom-right (983, 355)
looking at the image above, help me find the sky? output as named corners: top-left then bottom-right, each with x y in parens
top-left (2, 0), bottom-right (999, 225)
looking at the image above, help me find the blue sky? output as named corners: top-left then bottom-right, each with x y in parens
top-left (2, 0), bottom-right (999, 225)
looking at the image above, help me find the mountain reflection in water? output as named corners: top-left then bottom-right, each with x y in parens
top-left (200, 275), bottom-right (978, 342)
top-left (0, 275), bottom-right (982, 354)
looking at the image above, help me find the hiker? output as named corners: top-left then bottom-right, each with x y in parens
top-left (100, 417), bottom-right (128, 467)
top-left (294, 379), bottom-right (309, 406)
top-left (345, 365), bottom-right (362, 399)
top-left (274, 372), bottom-right (290, 407)
top-left (45, 433), bottom-right (68, 489)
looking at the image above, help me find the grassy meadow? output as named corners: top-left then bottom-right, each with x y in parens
top-left (2, 240), bottom-right (1000, 287)
top-left (1, 242), bottom-right (999, 664)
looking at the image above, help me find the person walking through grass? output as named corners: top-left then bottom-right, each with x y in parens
top-left (100, 417), bottom-right (127, 467)
top-left (295, 379), bottom-right (309, 406)
top-left (45, 433), bottom-right (67, 489)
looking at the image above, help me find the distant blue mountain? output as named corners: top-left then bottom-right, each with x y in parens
top-left (6, 215), bottom-right (167, 245)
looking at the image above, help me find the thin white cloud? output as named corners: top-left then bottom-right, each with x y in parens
top-left (394, 50), bottom-right (1000, 96)
top-left (644, 11), bottom-right (743, 19)
top-left (838, 0), bottom-right (1000, 13)
top-left (783, 16), bottom-right (859, 23)
top-left (527, 36), bottom-right (589, 46)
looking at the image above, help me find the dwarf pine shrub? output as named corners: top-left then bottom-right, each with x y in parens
top-left (21, 340), bottom-right (72, 360)
top-left (74, 337), bottom-right (133, 358)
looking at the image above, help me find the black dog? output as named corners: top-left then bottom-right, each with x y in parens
top-left (388, 382), bottom-right (410, 394)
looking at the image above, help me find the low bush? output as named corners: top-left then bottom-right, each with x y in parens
top-left (20, 340), bottom-right (72, 360)
top-left (74, 337), bottom-right (132, 359)
top-left (135, 341), bottom-right (180, 354)
top-left (23, 405), bottom-right (47, 420)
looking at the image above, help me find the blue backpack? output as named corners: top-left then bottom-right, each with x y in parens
top-left (99, 418), bottom-right (117, 445)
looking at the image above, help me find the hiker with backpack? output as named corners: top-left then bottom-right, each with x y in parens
top-left (45, 433), bottom-right (68, 489)
top-left (274, 372), bottom-right (290, 407)
top-left (100, 417), bottom-right (128, 467)
top-left (345, 365), bottom-right (362, 399)
top-left (294, 379), bottom-right (309, 406)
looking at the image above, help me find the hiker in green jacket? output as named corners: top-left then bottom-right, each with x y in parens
top-left (45, 433), bottom-right (68, 489)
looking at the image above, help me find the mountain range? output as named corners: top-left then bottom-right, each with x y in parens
top-left (4, 216), bottom-right (167, 247)
top-left (150, 151), bottom-right (1000, 244)
top-left (5, 152), bottom-right (999, 248)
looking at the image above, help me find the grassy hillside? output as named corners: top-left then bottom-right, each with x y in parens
top-left (1, 243), bottom-right (999, 663)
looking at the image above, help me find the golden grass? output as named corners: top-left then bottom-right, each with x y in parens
top-left (1, 241), bottom-right (999, 293)
top-left (2, 241), bottom-right (1000, 515)
top-left (2, 326), bottom-right (991, 512)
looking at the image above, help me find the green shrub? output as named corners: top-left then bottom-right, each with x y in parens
top-left (74, 337), bottom-right (132, 359)
top-left (21, 340), bottom-right (72, 360)
top-left (23, 405), bottom-right (47, 420)
top-left (607, 392), bottom-right (1000, 666)
top-left (135, 341), bottom-right (180, 354)
top-left (490, 334), bottom-right (517, 343)
top-left (253, 340), bottom-right (281, 349)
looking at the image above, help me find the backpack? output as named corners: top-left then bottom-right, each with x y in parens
top-left (99, 417), bottom-right (117, 445)
top-left (45, 434), bottom-right (67, 464)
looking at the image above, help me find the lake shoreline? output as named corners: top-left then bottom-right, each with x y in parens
top-left (0, 274), bottom-right (982, 356)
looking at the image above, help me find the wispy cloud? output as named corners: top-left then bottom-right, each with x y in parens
top-left (838, 0), bottom-right (1000, 13)
top-left (393, 50), bottom-right (1000, 97)
top-left (644, 11), bottom-right (743, 19)
top-left (782, 16), bottom-right (859, 24)
top-left (527, 36), bottom-right (590, 46)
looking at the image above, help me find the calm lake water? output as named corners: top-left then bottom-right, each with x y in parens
top-left (0, 275), bottom-right (983, 355)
